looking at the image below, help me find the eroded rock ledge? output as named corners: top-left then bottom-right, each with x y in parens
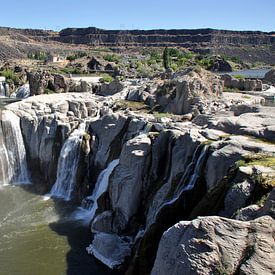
top-left (5, 79), bottom-right (275, 274)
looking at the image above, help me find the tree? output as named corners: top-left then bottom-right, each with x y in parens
top-left (163, 47), bottom-right (171, 70)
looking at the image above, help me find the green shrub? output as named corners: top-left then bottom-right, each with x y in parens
top-left (100, 74), bottom-right (114, 83)
top-left (0, 69), bottom-right (20, 85)
top-left (27, 51), bottom-right (48, 61)
top-left (163, 47), bottom-right (171, 70)
top-left (233, 74), bottom-right (245, 80)
top-left (103, 54), bottom-right (120, 63)
top-left (66, 51), bottom-right (87, 61)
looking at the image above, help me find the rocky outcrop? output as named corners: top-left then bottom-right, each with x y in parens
top-left (264, 69), bottom-right (275, 84)
top-left (209, 56), bottom-right (233, 72)
top-left (154, 68), bottom-right (223, 115)
top-left (6, 93), bottom-right (100, 187)
top-left (4, 81), bottom-right (275, 274)
top-left (28, 71), bottom-right (52, 95)
top-left (222, 74), bottom-right (263, 91)
top-left (151, 216), bottom-right (275, 275)
top-left (97, 80), bottom-right (124, 96)
top-left (27, 71), bottom-right (95, 95)
top-left (0, 27), bottom-right (275, 64)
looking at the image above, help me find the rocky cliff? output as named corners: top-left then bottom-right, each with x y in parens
top-left (5, 76), bottom-right (275, 274)
top-left (0, 26), bottom-right (274, 64)
top-left (53, 27), bottom-right (275, 64)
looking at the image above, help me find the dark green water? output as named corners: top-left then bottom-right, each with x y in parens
top-left (0, 185), bottom-right (118, 275)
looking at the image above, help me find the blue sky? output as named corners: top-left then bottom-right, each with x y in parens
top-left (1, 0), bottom-right (274, 31)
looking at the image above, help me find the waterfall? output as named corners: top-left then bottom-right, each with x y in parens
top-left (74, 159), bottom-right (120, 224)
top-left (0, 123), bottom-right (9, 186)
top-left (1, 110), bottom-right (30, 185)
top-left (152, 145), bottom-right (209, 224)
top-left (15, 84), bottom-right (30, 99)
top-left (48, 123), bottom-right (86, 201)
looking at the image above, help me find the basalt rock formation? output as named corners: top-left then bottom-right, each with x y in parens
top-left (3, 72), bottom-right (275, 274)
top-left (0, 26), bottom-right (275, 64)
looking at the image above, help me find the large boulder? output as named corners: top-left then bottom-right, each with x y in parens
top-left (28, 71), bottom-right (52, 95)
top-left (209, 56), bottom-right (233, 72)
top-left (264, 69), bottom-right (275, 84)
top-left (86, 233), bottom-right (131, 270)
top-left (151, 216), bottom-right (275, 275)
top-left (97, 80), bottom-right (124, 96)
top-left (87, 57), bottom-right (104, 71)
top-left (222, 74), bottom-right (263, 91)
top-left (156, 68), bottom-right (224, 115)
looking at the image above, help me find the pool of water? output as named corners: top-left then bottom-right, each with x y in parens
top-left (0, 184), bottom-right (120, 275)
top-left (220, 68), bottom-right (271, 79)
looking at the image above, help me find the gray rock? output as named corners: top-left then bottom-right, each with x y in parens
top-left (220, 179), bottom-right (255, 217)
top-left (209, 56), bottom-right (232, 72)
top-left (235, 205), bottom-right (261, 221)
top-left (264, 69), bottom-right (275, 84)
top-left (151, 216), bottom-right (275, 275)
top-left (97, 80), bottom-right (124, 96)
top-left (222, 74), bottom-right (263, 91)
top-left (91, 211), bottom-right (114, 233)
top-left (86, 233), bottom-right (131, 269)
top-left (90, 113), bottom-right (127, 169)
top-left (109, 134), bottom-right (151, 232)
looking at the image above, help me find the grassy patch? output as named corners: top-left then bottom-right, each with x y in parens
top-left (0, 69), bottom-right (20, 85)
top-left (240, 154), bottom-right (275, 168)
top-left (152, 111), bottom-right (174, 119)
top-left (233, 74), bottom-right (245, 80)
top-left (115, 100), bottom-right (149, 111)
top-left (99, 74), bottom-right (114, 83)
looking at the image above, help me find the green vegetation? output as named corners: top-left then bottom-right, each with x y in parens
top-left (99, 74), bottom-right (114, 83)
top-left (0, 69), bottom-right (20, 85)
top-left (163, 47), bottom-right (171, 70)
top-left (233, 74), bottom-right (245, 80)
top-left (115, 100), bottom-right (149, 111)
top-left (238, 154), bottom-right (275, 168)
top-left (103, 54), bottom-right (120, 63)
top-left (162, 47), bottom-right (195, 71)
top-left (195, 55), bottom-right (214, 70)
top-left (44, 88), bottom-right (54, 94)
top-left (66, 51), bottom-right (87, 61)
top-left (53, 67), bottom-right (83, 75)
top-left (147, 51), bottom-right (162, 65)
top-left (27, 51), bottom-right (48, 61)
top-left (152, 111), bottom-right (174, 119)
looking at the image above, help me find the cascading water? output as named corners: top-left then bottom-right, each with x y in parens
top-left (48, 123), bottom-right (86, 201)
top-left (151, 145), bottom-right (209, 224)
top-left (74, 159), bottom-right (120, 225)
top-left (1, 110), bottom-right (30, 185)
top-left (0, 122), bottom-right (10, 186)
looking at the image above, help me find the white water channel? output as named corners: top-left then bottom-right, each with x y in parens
top-left (74, 159), bottom-right (120, 225)
top-left (48, 123), bottom-right (86, 201)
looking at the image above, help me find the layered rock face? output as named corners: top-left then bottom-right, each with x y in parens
top-left (0, 26), bottom-right (274, 63)
top-left (7, 93), bottom-right (100, 188)
top-left (5, 74), bottom-right (275, 274)
top-left (52, 28), bottom-right (275, 64)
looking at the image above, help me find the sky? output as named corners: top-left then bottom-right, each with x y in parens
top-left (0, 0), bottom-right (274, 32)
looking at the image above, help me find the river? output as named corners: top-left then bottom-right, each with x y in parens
top-left (0, 184), bottom-right (119, 275)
